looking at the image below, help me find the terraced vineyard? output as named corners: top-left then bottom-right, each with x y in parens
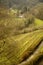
top-left (0, 30), bottom-right (43, 65)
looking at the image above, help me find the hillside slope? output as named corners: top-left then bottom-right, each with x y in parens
top-left (0, 0), bottom-right (43, 9)
top-left (0, 30), bottom-right (43, 65)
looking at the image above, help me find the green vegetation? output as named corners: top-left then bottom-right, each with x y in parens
top-left (0, 30), bottom-right (43, 65)
top-left (31, 3), bottom-right (43, 20)
top-left (0, 1), bottom-right (43, 65)
top-left (35, 18), bottom-right (43, 27)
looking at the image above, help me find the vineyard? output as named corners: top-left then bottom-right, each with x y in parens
top-left (0, 30), bottom-right (43, 65)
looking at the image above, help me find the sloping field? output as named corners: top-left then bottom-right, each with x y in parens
top-left (18, 41), bottom-right (43, 65)
top-left (0, 30), bottom-right (43, 65)
top-left (35, 18), bottom-right (43, 27)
